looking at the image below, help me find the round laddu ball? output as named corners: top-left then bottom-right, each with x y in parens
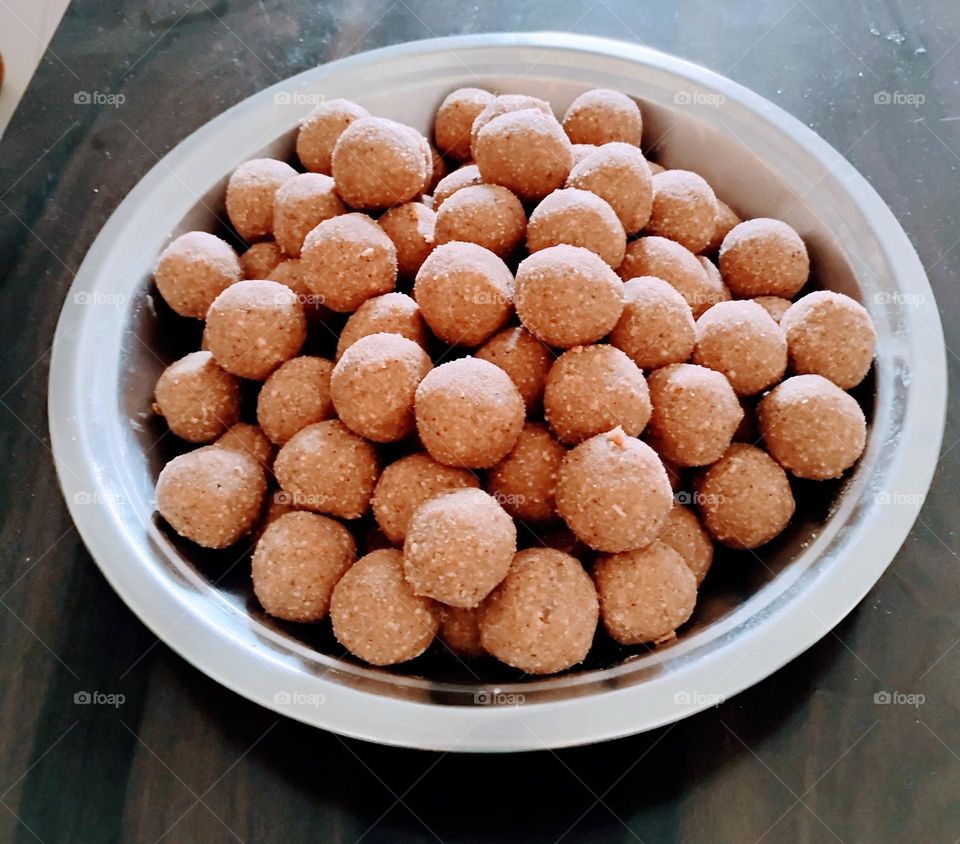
top-left (475, 109), bottom-right (573, 202)
top-left (413, 241), bottom-right (514, 347)
top-left (692, 300), bottom-right (787, 396)
top-left (479, 548), bottom-right (599, 675)
top-left (415, 357), bottom-right (525, 468)
top-left (256, 356), bottom-right (334, 445)
top-left (658, 505), bottom-right (713, 584)
top-left (427, 145), bottom-right (448, 194)
top-left (646, 363), bottom-right (744, 467)
top-left (705, 200), bottom-right (741, 253)
top-left (378, 202), bottom-right (436, 278)
top-left (251, 493), bottom-right (297, 546)
top-left (434, 87), bottom-right (495, 161)
top-left (267, 258), bottom-right (308, 296)
top-left (475, 326), bottom-right (552, 412)
top-left (469, 94), bottom-right (554, 159)
top-left (486, 422), bottom-right (566, 523)
top-left (296, 98), bottom-right (369, 174)
top-left (433, 164), bottom-right (482, 207)
top-left (780, 290), bottom-right (876, 389)
top-left (274, 420), bottom-right (379, 519)
top-left (694, 443), bottom-right (795, 549)
top-left (215, 422), bottom-right (275, 469)
top-left (719, 218), bottom-right (810, 297)
top-left (515, 245), bottom-right (623, 349)
top-left (404, 488), bottom-right (517, 608)
top-left (330, 549), bottom-right (440, 666)
top-left (225, 158), bottom-right (297, 242)
top-left (155, 446), bottom-right (266, 549)
top-left (619, 237), bottom-right (722, 318)
top-left (544, 345), bottom-right (651, 444)
top-left (372, 453), bottom-right (479, 545)
top-left (526, 188), bottom-right (626, 268)
top-left (562, 89), bottom-right (642, 146)
top-left (646, 170), bottom-right (720, 254)
top-left (300, 213), bottom-right (397, 313)
top-left (752, 295), bottom-right (792, 323)
top-left (434, 184), bottom-right (526, 259)
top-left (252, 511), bottom-right (356, 622)
top-left (205, 280), bottom-right (307, 380)
top-left (154, 351), bottom-right (240, 443)
top-left (439, 606), bottom-right (485, 658)
top-left (610, 276), bottom-right (695, 370)
top-left (336, 292), bottom-right (427, 360)
top-left (593, 543), bottom-right (696, 645)
top-left (758, 374), bottom-right (867, 480)
top-left (330, 333), bottom-right (432, 442)
top-left (273, 173), bottom-right (345, 257)
top-left (154, 231), bottom-right (241, 319)
top-left (566, 142), bottom-right (653, 235)
top-left (556, 428), bottom-right (673, 553)
top-left (239, 240), bottom-right (284, 280)
top-left (331, 117), bottom-right (430, 209)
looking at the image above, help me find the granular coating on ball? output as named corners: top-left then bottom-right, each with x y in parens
top-left (297, 98), bottom-right (370, 174)
top-left (780, 290), bottom-right (876, 389)
top-left (752, 295), bottom-right (792, 323)
top-left (155, 231), bottom-right (241, 319)
top-left (300, 213), bottom-right (397, 313)
top-left (378, 202), bottom-right (436, 278)
top-left (155, 446), bottom-right (266, 549)
top-left (331, 117), bottom-right (430, 209)
top-left (274, 420), bottom-right (379, 519)
top-left (438, 606), bottom-right (485, 658)
top-left (593, 543), bottom-right (696, 645)
top-left (479, 548), bottom-right (599, 675)
top-left (273, 173), bottom-right (345, 257)
top-left (695, 443), bottom-right (795, 549)
top-left (404, 488), bottom-right (517, 607)
top-left (758, 374), bottom-right (866, 480)
top-left (610, 276), bottom-right (696, 370)
top-left (433, 164), bottom-right (483, 207)
top-left (486, 422), bottom-right (566, 523)
top-left (719, 218), bottom-right (810, 298)
top-left (566, 142), bottom-right (653, 234)
top-left (435, 184), bottom-right (526, 259)
top-left (544, 345), bottom-right (651, 444)
top-left (239, 240), bottom-right (284, 280)
top-left (205, 280), bottom-right (307, 380)
top-left (415, 357), bottom-right (525, 468)
top-left (256, 355), bottom-right (334, 445)
top-left (475, 109), bottom-right (573, 202)
top-left (475, 326), bottom-right (552, 412)
top-left (619, 237), bottom-right (722, 318)
top-left (225, 158), bottom-right (297, 242)
top-left (647, 170), bottom-right (720, 254)
top-left (335, 292), bottom-right (427, 360)
top-left (154, 350), bottom-right (240, 443)
top-left (556, 428), bottom-right (673, 553)
top-left (526, 188), bottom-right (626, 268)
top-left (413, 241), bottom-right (514, 347)
top-left (252, 511), bottom-right (356, 622)
top-left (692, 300), bottom-right (787, 396)
top-left (705, 200), bottom-right (741, 253)
top-left (330, 549), bottom-right (440, 666)
top-left (469, 94), bottom-right (553, 159)
top-left (646, 363), bottom-right (744, 467)
top-left (372, 453), bottom-right (479, 544)
top-left (515, 245), bottom-right (623, 349)
top-left (658, 505), bottom-right (713, 585)
top-left (562, 89), bottom-right (642, 147)
top-left (215, 422), bottom-right (275, 470)
top-left (434, 87), bottom-right (495, 162)
top-left (331, 332), bottom-right (432, 442)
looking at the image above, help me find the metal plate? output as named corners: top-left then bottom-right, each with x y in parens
top-left (48, 33), bottom-right (947, 752)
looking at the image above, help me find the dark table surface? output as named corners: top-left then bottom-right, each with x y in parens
top-left (1, 1), bottom-right (959, 842)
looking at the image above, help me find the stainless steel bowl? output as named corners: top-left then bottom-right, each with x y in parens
top-left (49, 33), bottom-right (947, 752)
